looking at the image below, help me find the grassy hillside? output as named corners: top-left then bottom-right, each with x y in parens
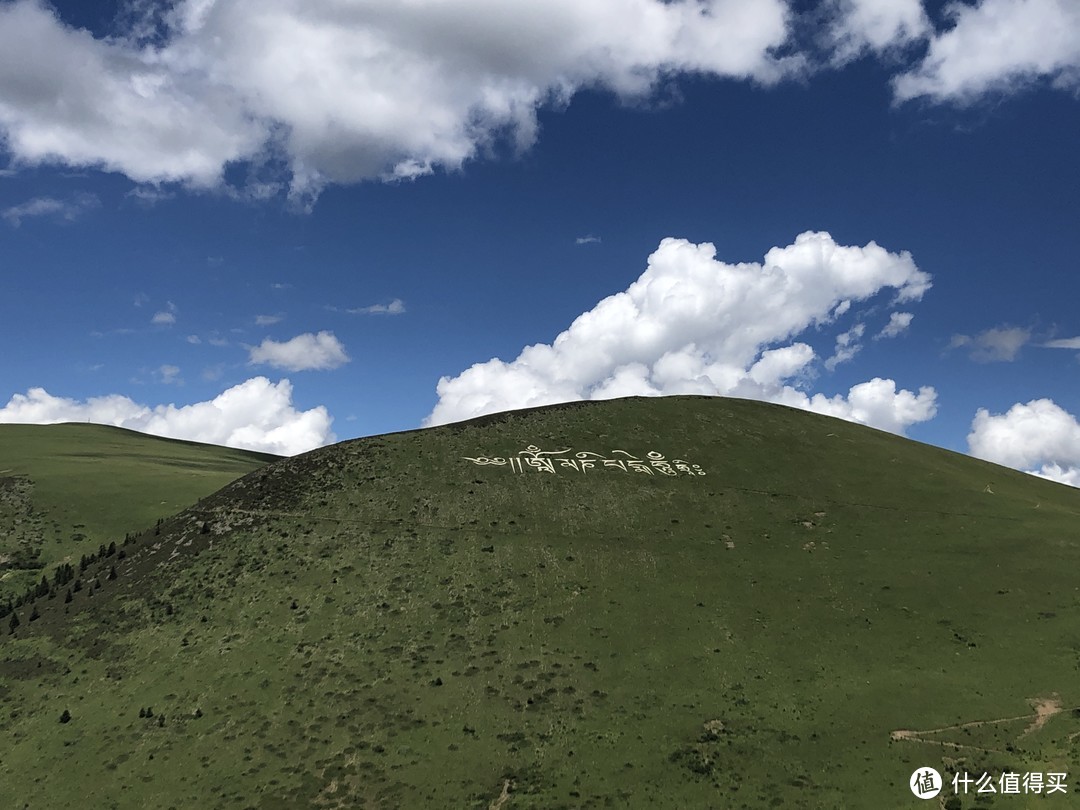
top-left (3, 397), bottom-right (1080, 809)
top-left (0, 423), bottom-right (277, 600)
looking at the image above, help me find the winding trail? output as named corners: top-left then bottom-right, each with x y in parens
top-left (891, 696), bottom-right (1068, 752)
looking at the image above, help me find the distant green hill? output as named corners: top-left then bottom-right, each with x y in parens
top-left (3, 398), bottom-right (1079, 809)
top-left (0, 423), bottom-right (277, 600)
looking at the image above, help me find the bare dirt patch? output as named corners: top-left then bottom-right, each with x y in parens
top-left (1022, 695), bottom-right (1062, 736)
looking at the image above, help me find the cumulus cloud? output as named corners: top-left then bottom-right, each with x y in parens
top-left (894, 0), bottom-right (1080, 102)
top-left (968, 398), bottom-right (1080, 487)
top-left (426, 230), bottom-right (936, 435)
top-left (0, 377), bottom-right (334, 455)
top-left (827, 0), bottom-right (929, 63)
top-left (877, 311), bottom-right (913, 339)
top-left (4, 0), bottom-right (1073, 195)
top-left (151, 301), bottom-right (178, 326)
top-left (1, 192), bottom-right (99, 226)
top-left (0, 0), bottom-right (795, 196)
top-left (255, 313), bottom-right (284, 326)
top-left (0, 0), bottom-right (262, 186)
top-left (948, 325), bottom-right (1030, 362)
top-left (345, 299), bottom-right (406, 316)
top-left (248, 331), bottom-right (349, 371)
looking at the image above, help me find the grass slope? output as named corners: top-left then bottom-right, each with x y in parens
top-left (3, 397), bottom-right (1080, 809)
top-left (0, 423), bottom-right (277, 600)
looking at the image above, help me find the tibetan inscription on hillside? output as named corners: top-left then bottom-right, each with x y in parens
top-left (463, 445), bottom-right (705, 476)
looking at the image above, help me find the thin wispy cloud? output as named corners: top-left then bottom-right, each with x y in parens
top-left (948, 326), bottom-right (1031, 362)
top-left (2, 192), bottom-right (99, 227)
top-left (126, 186), bottom-right (174, 206)
top-left (341, 299), bottom-right (406, 316)
top-left (1042, 337), bottom-right (1080, 349)
top-left (876, 312), bottom-right (913, 339)
top-left (825, 323), bottom-right (866, 371)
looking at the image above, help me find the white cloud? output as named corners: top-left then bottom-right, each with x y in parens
top-left (0, 0), bottom-right (796, 196)
top-left (1, 192), bottom-right (99, 226)
top-left (345, 299), bottom-right (406, 316)
top-left (801, 377), bottom-right (937, 436)
top-left (248, 330), bottom-right (349, 371)
top-left (0, 377), bottom-right (334, 455)
top-left (575, 235), bottom-right (602, 245)
top-left (1042, 336), bottom-right (1080, 349)
top-left (186, 334), bottom-right (201, 344)
top-left (151, 301), bottom-right (178, 326)
top-left (426, 230), bottom-right (936, 435)
top-left (157, 364), bottom-right (181, 384)
top-left (877, 311), bottom-right (913, 339)
top-left (894, 0), bottom-right (1080, 103)
top-left (825, 323), bottom-right (865, 371)
top-left (0, 1), bottom-right (262, 186)
top-left (827, 0), bottom-right (929, 63)
top-left (255, 313), bottom-right (284, 326)
top-left (968, 398), bottom-right (1080, 487)
top-left (948, 325), bottom-right (1030, 362)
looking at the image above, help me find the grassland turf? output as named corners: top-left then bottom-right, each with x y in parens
top-left (2, 397), bottom-right (1080, 808)
top-left (0, 423), bottom-right (276, 602)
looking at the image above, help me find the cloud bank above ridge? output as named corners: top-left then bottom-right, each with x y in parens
top-left (0, 0), bottom-right (1076, 197)
top-left (0, 377), bottom-right (333, 456)
top-left (968, 399), bottom-right (1080, 487)
top-left (425, 230), bottom-right (937, 435)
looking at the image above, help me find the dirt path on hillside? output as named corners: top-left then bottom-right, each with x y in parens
top-left (489, 779), bottom-right (514, 810)
top-left (891, 696), bottom-right (1070, 751)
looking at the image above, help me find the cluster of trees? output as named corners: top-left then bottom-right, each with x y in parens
top-left (1, 519), bottom-right (167, 636)
top-left (1, 532), bottom-right (142, 633)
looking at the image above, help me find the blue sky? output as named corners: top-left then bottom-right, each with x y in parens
top-left (1, 0), bottom-right (1079, 482)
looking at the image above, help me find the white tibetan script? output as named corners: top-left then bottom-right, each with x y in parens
top-left (463, 445), bottom-right (705, 476)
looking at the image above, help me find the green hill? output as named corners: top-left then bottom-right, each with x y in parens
top-left (0, 423), bottom-right (277, 601)
top-left (3, 397), bottom-right (1080, 809)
